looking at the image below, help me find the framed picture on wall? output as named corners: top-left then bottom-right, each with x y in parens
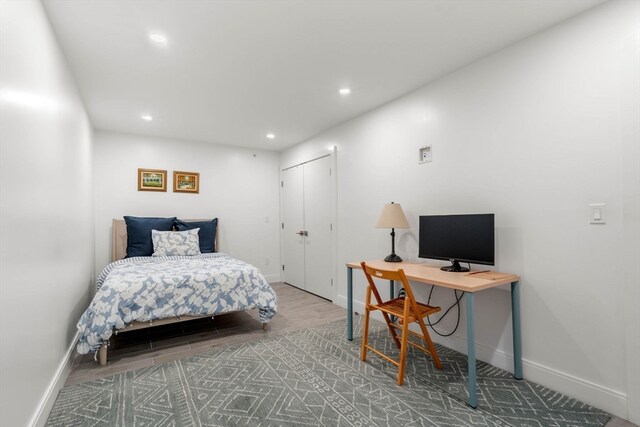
top-left (173, 171), bottom-right (199, 193)
top-left (138, 168), bottom-right (167, 192)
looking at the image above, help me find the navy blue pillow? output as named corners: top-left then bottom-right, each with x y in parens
top-left (175, 218), bottom-right (218, 253)
top-left (124, 216), bottom-right (176, 257)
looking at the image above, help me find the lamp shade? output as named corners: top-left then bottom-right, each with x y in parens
top-left (375, 202), bottom-right (410, 229)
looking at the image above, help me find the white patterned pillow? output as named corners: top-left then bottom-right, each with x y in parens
top-left (151, 228), bottom-right (201, 257)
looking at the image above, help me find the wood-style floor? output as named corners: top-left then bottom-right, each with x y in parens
top-left (66, 282), bottom-right (345, 386)
top-left (64, 282), bottom-right (634, 427)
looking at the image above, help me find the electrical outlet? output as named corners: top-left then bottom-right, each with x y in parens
top-left (419, 146), bottom-right (432, 163)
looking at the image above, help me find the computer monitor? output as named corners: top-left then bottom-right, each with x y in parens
top-left (418, 214), bottom-right (495, 272)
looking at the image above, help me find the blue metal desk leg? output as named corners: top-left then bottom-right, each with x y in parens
top-left (347, 267), bottom-right (353, 341)
top-left (466, 292), bottom-right (478, 409)
top-left (511, 281), bottom-right (523, 380)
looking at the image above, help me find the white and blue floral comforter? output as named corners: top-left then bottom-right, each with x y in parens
top-left (76, 253), bottom-right (277, 354)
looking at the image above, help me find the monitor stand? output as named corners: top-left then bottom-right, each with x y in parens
top-left (441, 260), bottom-right (469, 273)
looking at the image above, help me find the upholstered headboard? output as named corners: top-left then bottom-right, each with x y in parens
top-left (111, 219), bottom-right (218, 261)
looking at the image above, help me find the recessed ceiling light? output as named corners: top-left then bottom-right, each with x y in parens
top-left (266, 133), bottom-right (275, 139)
top-left (148, 33), bottom-right (168, 46)
top-left (339, 88), bottom-right (351, 95)
top-left (141, 114), bottom-right (153, 121)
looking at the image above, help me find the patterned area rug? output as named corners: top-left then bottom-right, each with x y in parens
top-left (47, 319), bottom-right (610, 426)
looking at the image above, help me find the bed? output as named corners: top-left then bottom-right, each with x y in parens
top-left (76, 218), bottom-right (278, 365)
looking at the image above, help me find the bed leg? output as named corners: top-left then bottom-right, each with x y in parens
top-left (262, 323), bottom-right (268, 331)
top-left (99, 342), bottom-right (108, 366)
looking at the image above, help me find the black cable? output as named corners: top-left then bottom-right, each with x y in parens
top-left (426, 286), bottom-right (463, 326)
top-left (426, 285), bottom-right (465, 337)
top-left (397, 285), bottom-right (464, 337)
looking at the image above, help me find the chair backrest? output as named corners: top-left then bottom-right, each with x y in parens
top-left (360, 262), bottom-right (419, 303)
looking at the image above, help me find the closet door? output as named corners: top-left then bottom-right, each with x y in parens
top-left (280, 154), bottom-right (334, 300)
top-left (281, 165), bottom-right (305, 290)
top-left (303, 156), bottom-right (333, 300)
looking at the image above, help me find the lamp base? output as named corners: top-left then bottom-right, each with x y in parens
top-left (384, 253), bottom-right (403, 263)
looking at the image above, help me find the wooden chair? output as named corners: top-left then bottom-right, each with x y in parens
top-left (360, 261), bottom-right (443, 385)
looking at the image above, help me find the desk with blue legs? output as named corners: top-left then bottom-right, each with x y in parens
top-left (346, 260), bottom-right (522, 409)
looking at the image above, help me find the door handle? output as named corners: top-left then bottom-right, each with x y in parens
top-left (296, 231), bottom-right (309, 236)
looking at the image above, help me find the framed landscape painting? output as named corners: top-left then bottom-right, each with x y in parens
top-left (138, 168), bottom-right (167, 192)
top-left (173, 171), bottom-right (199, 193)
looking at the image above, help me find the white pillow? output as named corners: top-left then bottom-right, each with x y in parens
top-left (152, 228), bottom-right (201, 257)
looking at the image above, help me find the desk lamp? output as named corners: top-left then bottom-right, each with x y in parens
top-left (376, 202), bottom-right (410, 262)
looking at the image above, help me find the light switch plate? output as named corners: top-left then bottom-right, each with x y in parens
top-left (589, 203), bottom-right (606, 224)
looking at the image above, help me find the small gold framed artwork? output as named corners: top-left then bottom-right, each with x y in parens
top-left (173, 171), bottom-right (200, 193)
top-left (138, 168), bottom-right (167, 192)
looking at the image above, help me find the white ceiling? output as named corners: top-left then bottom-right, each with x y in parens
top-left (42, 0), bottom-right (604, 151)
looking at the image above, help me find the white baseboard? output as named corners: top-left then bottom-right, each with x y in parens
top-left (265, 274), bottom-right (281, 283)
top-left (29, 331), bottom-right (79, 427)
top-left (521, 356), bottom-right (628, 418)
top-left (334, 293), bottom-right (628, 419)
top-left (435, 333), bottom-right (628, 418)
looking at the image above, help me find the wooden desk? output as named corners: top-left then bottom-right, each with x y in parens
top-left (346, 260), bottom-right (522, 409)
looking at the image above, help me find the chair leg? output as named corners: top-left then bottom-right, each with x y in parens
top-left (417, 317), bottom-right (442, 369)
top-left (360, 307), bottom-right (371, 361)
top-left (360, 288), bottom-right (372, 362)
top-left (397, 315), bottom-right (411, 385)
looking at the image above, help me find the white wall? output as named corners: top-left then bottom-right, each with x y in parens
top-left (94, 131), bottom-right (281, 281)
top-left (281, 0), bottom-right (639, 421)
top-left (0, 1), bottom-right (95, 426)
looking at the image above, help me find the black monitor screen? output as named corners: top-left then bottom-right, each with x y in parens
top-left (419, 214), bottom-right (494, 271)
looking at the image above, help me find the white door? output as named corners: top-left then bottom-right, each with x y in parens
top-left (303, 156), bottom-right (333, 300)
top-left (281, 155), bottom-right (334, 300)
top-left (281, 165), bottom-right (305, 289)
